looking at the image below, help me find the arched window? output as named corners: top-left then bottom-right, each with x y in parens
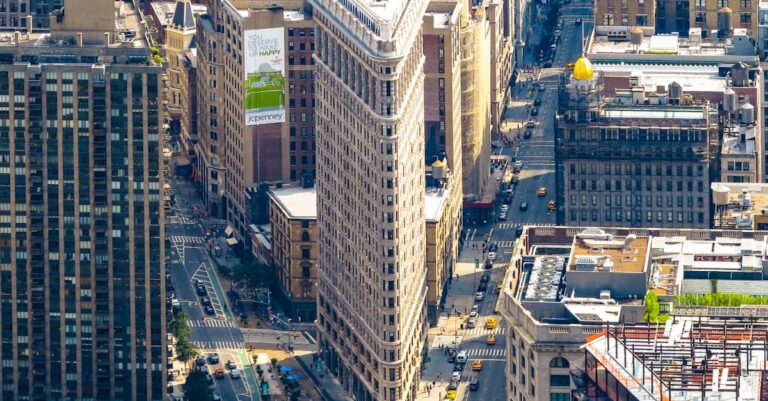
top-left (550, 356), bottom-right (570, 368)
top-left (301, 231), bottom-right (310, 241)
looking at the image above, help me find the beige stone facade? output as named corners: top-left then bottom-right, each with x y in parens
top-left (460, 0), bottom-right (492, 198)
top-left (311, 0), bottom-right (429, 398)
top-left (164, 1), bottom-right (198, 141)
top-left (425, 182), bottom-right (463, 319)
top-left (269, 187), bottom-right (318, 322)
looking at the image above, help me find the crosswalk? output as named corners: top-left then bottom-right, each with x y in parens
top-left (492, 240), bottom-right (515, 248)
top-left (188, 319), bottom-right (237, 328)
top-left (191, 340), bottom-right (245, 350)
top-left (168, 216), bottom-right (196, 225)
top-left (464, 347), bottom-right (506, 358)
top-left (169, 235), bottom-right (206, 244)
top-left (496, 222), bottom-right (556, 230)
top-left (464, 327), bottom-right (506, 336)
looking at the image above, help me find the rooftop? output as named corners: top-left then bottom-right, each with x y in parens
top-left (583, 319), bottom-right (768, 401)
top-left (425, 187), bottom-right (450, 222)
top-left (569, 230), bottom-right (649, 273)
top-left (712, 182), bottom-right (768, 230)
top-left (2, 0), bottom-right (147, 49)
top-left (721, 125), bottom-right (757, 156)
top-left (151, 1), bottom-right (207, 28)
top-left (587, 30), bottom-right (758, 63)
top-left (269, 187), bottom-right (317, 220)
top-left (594, 63), bottom-right (728, 93)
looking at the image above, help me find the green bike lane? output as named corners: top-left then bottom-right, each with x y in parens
top-left (204, 257), bottom-right (261, 401)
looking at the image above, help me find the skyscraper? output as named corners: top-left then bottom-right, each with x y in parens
top-left (0, 0), bottom-right (165, 399)
top-left (311, 0), bottom-right (429, 399)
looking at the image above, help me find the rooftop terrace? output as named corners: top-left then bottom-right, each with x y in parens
top-left (569, 230), bottom-right (649, 273)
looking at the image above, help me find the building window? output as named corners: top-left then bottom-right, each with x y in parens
top-left (301, 248), bottom-right (310, 259)
top-left (550, 394), bottom-right (570, 401)
top-left (550, 375), bottom-right (570, 387)
top-left (301, 231), bottom-right (310, 241)
top-left (550, 357), bottom-right (570, 368)
top-left (741, 13), bottom-right (752, 24)
top-left (302, 264), bottom-right (311, 278)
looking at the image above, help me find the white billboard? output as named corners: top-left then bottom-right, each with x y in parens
top-left (244, 28), bottom-right (286, 126)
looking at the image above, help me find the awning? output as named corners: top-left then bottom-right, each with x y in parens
top-left (226, 237), bottom-right (238, 246)
top-left (225, 225), bottom-right (234, 237)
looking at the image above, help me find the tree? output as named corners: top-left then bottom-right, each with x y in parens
top-left (643, 292), bottom-right (660, 323)
top-left (171, 310), bottom-right (191, 340)
top-left (231, 261), bottom-right (274, 290)
top-left (175, 338), bottom-right (198, 363)
top-left (183, 368), bottom-right (214, 401)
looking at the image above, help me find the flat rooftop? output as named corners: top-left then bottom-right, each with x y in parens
top-left (721, 128), bottom-right (757, 156)
top-left (712, 182), bottom-right (768, 229)
top-left (569, 232), bottom-right (649, 273)
top-left (2, 1), bottom-right (147, 48)
top-left (594, 63), bottom-right (728, 93)
top-left (425, 187), bottom-right (450, 222)
top-left (590, 33), bottom-right (730, 56)
top-left (269, 187), bottom-right (317, 220)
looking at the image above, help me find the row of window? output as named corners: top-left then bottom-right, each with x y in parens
top-left (569, 178), bottom-right (705, 192)
top-left (568, 209), bottom-right (706, 223)
top-left (569, 162), bottom-right (703, 176)
top-left (570, 194), bottom-right (705, 208)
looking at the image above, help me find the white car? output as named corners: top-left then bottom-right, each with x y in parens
top-left (469, 310), bottom-right (478, 318)
top-left (230, 369), bottom-right (241, 379)
top-left (499, 212), bottom-right (507, 221)
top-left (487, 252), bottom-right (497, 261)
top-left (475, 292), bottom-right (486, 301)
top-left (452, 371), bottom-right (462, 382)
top-left (514, 160), bottom-right (524, 169)
top-left (500, 204), bottom-right (509, 212)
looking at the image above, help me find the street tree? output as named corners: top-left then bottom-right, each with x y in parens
top-left (183, 368), bottom-right (214, 401)
top-left (231, 261), bottom-right (274, 291)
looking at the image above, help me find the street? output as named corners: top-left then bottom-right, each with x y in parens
top-left (166, 178), bottom-right (259, 401)
top-left (418, 3), bottom-right (593, 401)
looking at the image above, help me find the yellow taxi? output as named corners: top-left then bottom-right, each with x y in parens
top-left (537, 187), bottom-right (547, 197)
top-left (472, 360), bottom-right (484, 371)
top-left (485, 317), bottom-right (497, 329)
top-left (495, 283), bottom-right (503, 294)
top-left (446, 390), bottom-right (457, 400)
top-left (486, 334), bottom-right (497, 345)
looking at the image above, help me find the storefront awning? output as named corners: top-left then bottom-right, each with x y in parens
top-left (226, 237), bottom-right (238, 246)
top-left (225, 225), bottom-right (234, 237)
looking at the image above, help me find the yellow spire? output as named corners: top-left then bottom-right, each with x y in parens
top-left (573, 56), bottom-right (594, 81)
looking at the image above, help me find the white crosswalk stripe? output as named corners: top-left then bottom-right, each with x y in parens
top-left (188, 319), bottom-right (236, 328)
top-left (464, 327), bottom-right (506, 336)
top-left (465, 348), bottom-right (507, 358)
top-left (191, 340), bottom-right (245, 350)
top-left (168, 216), bottom-right (196, 225)
top-left (493, 240), bottom-right (515, 248)
top-left (496, 222), bottom-right (556, 230)
top-left (170, 235), bottom-right (206, 244)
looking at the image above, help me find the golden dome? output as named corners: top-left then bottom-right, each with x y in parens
top-left (432, 159), bottom-right (445, 168)
top-left (572, 57), bottom-right (594, 81)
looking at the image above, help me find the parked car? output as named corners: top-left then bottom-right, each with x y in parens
top-left (208, 353), bottom-right (219, 364)
top-left (534, 98), bottom-right (541, 106)
top-left (467, 317), bottom-right (477, 329)
top-left (519, 202), bottom-right (528, 211)
top-left (531, 107), bottom-right (539, 116)
top-left (196, 284), bottom-right (207, 296)
top-left (499, 212), bottom-right (507, 221)
top-left (226, 360), bottom-right (237, 370)
top-left (451, 371), bottom-right (462, 382)
top-left (214, 368), bottom-right (225, 379)
top-left (196, 356), bottom-right (206, 366)
top-left (230, 369), bottom-right (241, 379)
top-left (205, 374), bottom-right (213, 385)
top-left (456, 350), bottom-right (468, 364)
top-left (204, 305), bottom-right (215, 315)
top-left (212, 392), bottom-right (222, 401)
top-left (525, 119), bottom-right (535, 128)
top-left (481, 274), bottom-right (490, 284)
top-left (478, 282), bottom-right (488, 292)
top-left (475, 292), bottom-right (486, 301)
top-left (524, 129), bottom-right (532, 139)
top-left (201, 296), bottom-right (211, 306)
top-left (487, 252), bottom-right (496, 261)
